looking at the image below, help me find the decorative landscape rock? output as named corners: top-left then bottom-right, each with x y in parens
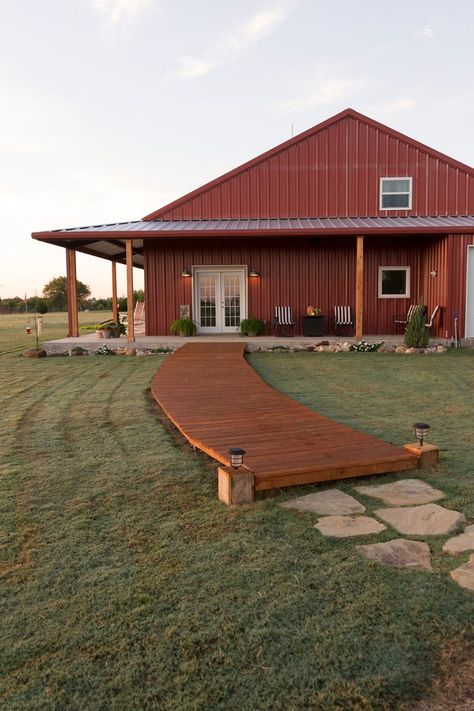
top-left (281, 489), bottom-right (365, 515)
top-left (442, 524), bottom-right (474, 556)
top-left (354, 479), bottom-right (445, 506)
top-left (450, 554), bottom-right (474, 591)
top-left (22, 348), bottom-right (47, 358)
top-left (375, 504), bottom-right (465, 536)
top-left (314, 515), bottom-right (385, 538)
top-left (356, 539), bottom-right (432, 572)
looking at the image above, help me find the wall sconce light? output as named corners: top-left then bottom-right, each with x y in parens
top-left (413, 422), bottom-right (430, 447)
top-left (249, 268), bottom-right (261, 277)
top-left (228, 447), bottom-right (246, 469)
top-left (429, 270), bottom-right (438, 278)
top-left (181, 269), bottom-right (192, 278)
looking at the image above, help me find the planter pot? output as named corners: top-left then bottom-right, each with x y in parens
top-left (96, 330), bottom-right (104, 339)
top-left (102, 330), bottom-right (112, 339)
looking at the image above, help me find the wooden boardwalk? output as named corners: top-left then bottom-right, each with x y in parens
top-left (151, 343), bottom-right (417, 491)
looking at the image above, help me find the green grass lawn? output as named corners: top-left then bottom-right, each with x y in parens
top-left (1, 313), bottom-right (473, 710)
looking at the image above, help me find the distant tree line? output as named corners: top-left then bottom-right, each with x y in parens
top-left (0, 276), bottom-right (144, 314)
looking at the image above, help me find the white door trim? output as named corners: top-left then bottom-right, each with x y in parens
top-left (465, 245), bottom-right (474, 338)
top-left (192, 265), bottom-right (248, 334)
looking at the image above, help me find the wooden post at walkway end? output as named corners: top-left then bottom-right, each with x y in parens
top-left (218, 466), bottom-right (255, 505)
top-left (355, 235), bottom-right (364, 340)
top-left (66, 248), bottom-right (79, 337)
top-left (126, 240), bottom-right (135, 342)
top-left (111, 261), bottom-right (119, 322)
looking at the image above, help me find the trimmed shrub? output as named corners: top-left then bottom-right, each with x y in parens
top-left (404, 305), bottom-right (428, 348)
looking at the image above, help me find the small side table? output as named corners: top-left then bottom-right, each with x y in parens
top-left (303, 316), bottom-right (325, 337)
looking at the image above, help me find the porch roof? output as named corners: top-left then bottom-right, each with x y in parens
top-left (32, 214), bottom-right (474, 265)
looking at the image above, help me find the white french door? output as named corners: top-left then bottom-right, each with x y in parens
top-left (194, 268), bottom-right (246, 334)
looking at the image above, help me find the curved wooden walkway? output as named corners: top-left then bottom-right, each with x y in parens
top-left (151, 343), bottom-right (417, 491)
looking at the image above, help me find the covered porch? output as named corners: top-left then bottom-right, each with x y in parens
top-left (32, 215), bottom-right (474, 342)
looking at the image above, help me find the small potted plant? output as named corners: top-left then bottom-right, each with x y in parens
top-left (170, 317), bottom-right (198, 337)
top-left (100, 323), bottom-right (112, 339)
top-left (107, 321), bottom-right (125, 338)
top-left (240, 316), bottom-right (265, 337)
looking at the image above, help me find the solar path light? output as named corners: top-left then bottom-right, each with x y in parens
top-left (228, 447), bottom-right (246, 469)
top-left (413, 423), bottom-right (430, 447)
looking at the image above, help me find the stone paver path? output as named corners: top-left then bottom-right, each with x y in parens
top-left (314, 515), bottom-right (385, 538)
top-left (281, 480), bottom-right (473, 593)
top-left (375, 503), bottom-right (465, 535)
top-left (356, 539), bottom-right (432, 571)
top-left (281, 489), bottom-right (365, 515)
top-left (443, 524), bottom-right (474, 556)
top-left (354, 479), bottom-right (445, 506)
top-left (450, 554), bottom-right (474, 591)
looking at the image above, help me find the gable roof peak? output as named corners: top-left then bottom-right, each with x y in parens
top-left (143, 108), bottom-right (474, 221)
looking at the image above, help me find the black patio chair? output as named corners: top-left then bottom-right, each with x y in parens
top-left (274, 306), bottom-right (295, 336)
top-left (334, 305), bottom-right (354, 336)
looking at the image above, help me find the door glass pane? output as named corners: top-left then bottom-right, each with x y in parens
top-left (223, 273), bottom-right (240, 327)
top-left (199, 276), bottom-right (216, 327)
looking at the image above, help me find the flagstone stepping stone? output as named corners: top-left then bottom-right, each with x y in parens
top-left (375, 504), bottom-right (465, 536)
top-left (443, 524), bottom-right (474, 556)
top-left (356, 539), bottom-right (432, 572)
top-left (281, 489), bottom-right (365, 515)
top-left (450, 554), bottom-right (474, 591)
top-left (314, 515), bottom-right (385, 538)
top-left (354, 479), bottom-right (445, 506)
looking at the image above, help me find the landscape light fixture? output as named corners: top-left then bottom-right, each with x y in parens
top-left (249, 268), bottom-right (261, 277)
top-left (413, 422), bottom-right (430, 447)
top-left (228, 447), bottom-right (246, 469)
top-left (181, 269), bottom-right (192, 278)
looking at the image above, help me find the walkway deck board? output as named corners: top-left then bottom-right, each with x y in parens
top-left (151, 342), bottom-right (417, 490)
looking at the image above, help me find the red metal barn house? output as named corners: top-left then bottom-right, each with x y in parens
top-left (33, 108), bottom-right (474, 341)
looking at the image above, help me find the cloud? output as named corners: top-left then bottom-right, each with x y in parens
top-left (273, 75), bottom-right (369, 111)
top-left (377, 98), bottom-right (416, 114)
top-left (413, 27), bottom-right (435, 39)
top-left (175, 0), bottom-right (295, 79)
top-left (175, 57), bottom-right (219, 80)
top-left (92, 0), bottom-right (151, 25)
top-left (369, 98), bottom-right (417, 114)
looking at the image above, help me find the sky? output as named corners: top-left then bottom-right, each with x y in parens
top-left (1, 0), bottom-right (474, 299)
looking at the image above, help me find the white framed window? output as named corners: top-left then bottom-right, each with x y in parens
top-left (378, 266), bottom-right (411, 298)
top-left (380, 177), bottom-right (412, 210)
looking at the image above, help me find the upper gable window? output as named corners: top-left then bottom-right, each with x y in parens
top-left (380, 177), bottom-right (412, 210)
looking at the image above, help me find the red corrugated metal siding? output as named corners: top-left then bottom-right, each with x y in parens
top-left (421, 234), bottom-right (474, 338)
top-left (144, 235), bottom-right (470, 336)
top-left (363, 237), bottom-right (424, 335)
top-left (150, 115), bottom-right (474, 221)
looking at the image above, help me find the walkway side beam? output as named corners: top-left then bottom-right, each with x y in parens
top-left (66, 248), bottom-right (79, 337)
top-left (126, 240), bottom-right (135, 342)
top-left (355, 235), bottom-right (364, 339)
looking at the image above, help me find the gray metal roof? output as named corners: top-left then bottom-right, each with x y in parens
top-left (31, 214), bottom-right (474, 266)
top-left (43, 214), bottom-right (474, 235)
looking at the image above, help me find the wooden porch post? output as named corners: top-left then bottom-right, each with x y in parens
top-left (126, 240), bottom-right (135, 342)
top-left (66, 248), bottom-right (79, 337)
top-left (355, 235), bottom-right (364, 340)
top-left (111, 260), bottom-right (119, 322)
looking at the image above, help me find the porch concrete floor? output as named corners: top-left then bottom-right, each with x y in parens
top-left (42, 333), bottom-right (449, 354)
